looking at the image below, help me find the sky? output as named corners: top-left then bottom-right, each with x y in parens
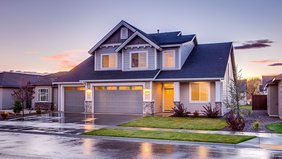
top-left (0, 0), bottom-right (281, 78)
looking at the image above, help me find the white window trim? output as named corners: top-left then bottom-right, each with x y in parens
top-left (162, 50), bottom-right (176, 69)
top-left (37, 88), bottom-right (49, 102)
top-left (100, 53), bottom-right (118, 70)
top-left (129, 51), bottom-right (149, 70)
top-left (189, 82), bottom-right (211, 103)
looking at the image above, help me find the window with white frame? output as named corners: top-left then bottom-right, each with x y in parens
top-left (131, 52), bottom-right (147, 68)
top-left (163, 50), bottom-right (175, 68)
top-left (38, 88), bottom-right (49, 102)
top-left (190, 82), bottom-right (210, 102)
top-left (120, 27), bottom-right (128, 39)
top-left (102, 54), bottom-right (117, 69)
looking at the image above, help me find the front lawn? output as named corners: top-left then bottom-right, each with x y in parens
top-left (84, 128), bottom-right (255, 144)
top-left (119, 116), bottom-right (227, 130)
top-left (266, 122), bottom-right (282, 133)
top-left (240, 105), bottom-right (252, 111)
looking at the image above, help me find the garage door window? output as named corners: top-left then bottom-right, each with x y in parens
top-left (106, 86), bottom-right (117, 90)
top-left (119, 86), bottom-right (130, 90)
top-left (38, 88), bottom-right (49, 102)
top-left (132, 86), bottom-right (143, 90)
top-left (95, 86), bottom-right (105, 90)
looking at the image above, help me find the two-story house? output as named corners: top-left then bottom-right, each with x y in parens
top-left (33, 20), bottom-right (236, 116)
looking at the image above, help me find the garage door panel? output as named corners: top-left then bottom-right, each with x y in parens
top-left (64, 87), bottom-right (85, 113)
top-left (94, 89), bottom-right (143, 114)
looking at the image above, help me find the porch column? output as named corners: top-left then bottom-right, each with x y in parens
top-left (215, 81), bottom-right (223, 115)
top-left (143, 82), bottom-right (154, 116)
top-left (174, 82), bottom-right (181, 107)
top-left (84, 83), bottom-right (93, 114)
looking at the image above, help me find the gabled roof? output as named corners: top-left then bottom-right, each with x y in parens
top-left (54, 56), bottom-right (160, 82)
top-left (0, 72), bottom-right (45, 88)
top-left (156, 42), bottom-right (233, 80)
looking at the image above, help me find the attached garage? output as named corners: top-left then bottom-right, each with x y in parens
top-left (64, 87), bottom-right (85, 113)
top-left (94, 86), bottom-right (143, 114)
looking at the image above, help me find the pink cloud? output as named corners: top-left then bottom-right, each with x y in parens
top-left (249, 59), bottom-right (282, 64)
top-left (43, 49), bottom-right (88, 71)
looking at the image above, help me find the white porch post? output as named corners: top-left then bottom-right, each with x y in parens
top-left (174, 82), bottom-right (180, 102)
top-left (215, 81), bottom-right (223, 115)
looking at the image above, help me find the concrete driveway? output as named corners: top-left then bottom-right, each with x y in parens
top-left (0, 112), bottom-right (141, 135)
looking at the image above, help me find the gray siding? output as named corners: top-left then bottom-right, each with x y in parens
top-left (267, 85), bottom-right (278, 116)
top-left (160, 47), bottom-right (180, 70)
top-left (1, 88), bottom-right (17, 110)
top-left (95, 46), bottom-right (122, 71)
top-left (180, 41), bottom-right (195, 67)
top-left (0, 88), bottom-right (3, 110)
top-left (180, 82), bottom-right (216, 113)
top-left (279, 81), bottom-right (282, 119)
top-left (103, 27), bottom-right (134, 44)
top-left (122, 46), bottom-right (156, 71)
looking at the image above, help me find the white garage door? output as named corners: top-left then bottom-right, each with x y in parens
top-left (64, 87), bottom-right (85, 113)
top-left (94, 86), bottom-right (143, 114)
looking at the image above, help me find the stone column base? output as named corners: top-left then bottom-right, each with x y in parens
top-left (85, 101), bottom-right (93, 114)
top-left (143, 101), bottom-right (154, 116)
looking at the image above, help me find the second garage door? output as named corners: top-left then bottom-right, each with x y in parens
top-left (94, 86), bottom-right (143, 114)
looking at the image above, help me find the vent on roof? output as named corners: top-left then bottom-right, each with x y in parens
top-left (157, 29), bottom-right (159, 34)
top-left (120, 27), bottom-right (128, 39)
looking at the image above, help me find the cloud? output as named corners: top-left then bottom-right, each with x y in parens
top-left (249, 59), bottom-right (281, 64)
top-left (234, 39), bottom-right (273, 50)
top-left (268, 63), bottom-right (282, 66)
top-left (43, 49), bottom-right (88, 71)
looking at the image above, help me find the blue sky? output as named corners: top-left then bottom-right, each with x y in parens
top-left (0, 0), bottom-right (281, 78)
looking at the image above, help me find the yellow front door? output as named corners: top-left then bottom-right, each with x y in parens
top-left (164, 87), bottom-right (174, 111)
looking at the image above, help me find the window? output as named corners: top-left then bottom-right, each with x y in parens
top-left (190, 82), bottom-right (210, 102)
top-left (120, 27), bottom-right (128, 39)
top-left (131, 52), bottom-right (147, 68)
top-left (163, 50), bottom-right (175, 68)
top-left (119, 86), bottom-right (130, 90)
top-left (38, 88), bottom-right (49, 102)
top-left (95, 86), bottom-right (105, 90)
top-left (131, 86), bottom-right (143, 90)
top-left (106, 86), bottom-right (117, 90)
top-left (102, 54), bottom-right (117, 69)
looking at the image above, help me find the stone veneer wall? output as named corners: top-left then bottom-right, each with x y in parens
top-left (85, 101), bottom-right (93, 114)
top-left (143, 101), bottom-right (154, 116)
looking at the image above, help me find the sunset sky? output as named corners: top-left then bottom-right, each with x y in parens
top-left (0, 0), bottom-right (281, 78)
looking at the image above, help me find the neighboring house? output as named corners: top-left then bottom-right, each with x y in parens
top-left (266, 74), bottom-right (282, 119)
top-left (34, 20), bottom-right (236, 115)
top-left (238, 79), bottom-right (247, 105)
top-left (260, 75), bottom-right (276, 94)
top-left (0, 72), bottom-right (45, 110)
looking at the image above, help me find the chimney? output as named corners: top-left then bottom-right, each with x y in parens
top-left (157, 29), bottom-right (159, 34)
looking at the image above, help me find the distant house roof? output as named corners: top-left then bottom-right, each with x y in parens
top-left (156, 42), bottom-right (233, 80)
top-left (260, 75), bottom-right (277, 91)
top-left (52, 42), bottom-right (233, 83)
top-left (0, 72), bottom-right (45, 88)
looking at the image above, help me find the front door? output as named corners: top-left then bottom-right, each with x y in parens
top-left (163, 83), bottom-right (174, 111)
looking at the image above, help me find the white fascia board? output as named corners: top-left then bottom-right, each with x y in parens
top-left (160, 44), bottom-right (182, 47)
top-left (80, 78), bottom-right (154, 83)
top-left (88, 21), bottom-right (136, 54)
top-left (115, 31), bottom-right (161, 52)
top-left (154, 78), bottom-right (223, 81)
top-left (52, 82), bottom-right (83, 85)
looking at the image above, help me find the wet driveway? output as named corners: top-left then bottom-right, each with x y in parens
top-left (0, 131), bottom-right (281, 159)
top-left (0, 112), bottom-right (140, 135)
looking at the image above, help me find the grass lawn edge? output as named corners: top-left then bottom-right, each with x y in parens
top-left (266, 122), bottom-right (282, 134)
top-left (83, 128), bottom-right (255, 144)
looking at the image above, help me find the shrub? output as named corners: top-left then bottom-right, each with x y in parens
top-left (172, 103), bottom-right (189, 117)
top-left (35, 106), bottom-right (42, 114)
top-left (202, 103), bottom-right (220, 118)
top-left (0, 112), bottom-right (9, 120)
top-left (13, 101), bottom-right (22, 114)
top-left (225, 111), bottom-right (245, 131)
top-left (193, 110), bottom-right (199, 117)
top-left (252, 120), bottom-right (260, 130)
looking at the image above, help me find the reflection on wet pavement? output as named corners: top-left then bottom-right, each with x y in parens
top-left (0, 131), bottom-right (281, 159)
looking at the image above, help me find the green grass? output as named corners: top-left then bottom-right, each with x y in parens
top-left (266, 122), bottom-right (282, 133)
top-left (84, 128), bottom-right (255, 144)
top-left (119, 116), bottom-right (227, 130)
top-left (240, 105), bottom-right (252, 111)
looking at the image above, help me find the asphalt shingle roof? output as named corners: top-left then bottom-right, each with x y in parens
top-left (156, 42), bottom-right (233, 79)
top-left (0, 72), bottom-right (45, 88)
top-left (149, 32), bottom-right (195, 45)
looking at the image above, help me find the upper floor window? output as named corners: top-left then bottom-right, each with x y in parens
top-left (38, 88), bottom-right (49, 102)
top-left (120, 27), bottom-right (128, 39)
top-left (130, 52), bottom-right (147, 69)
top-left (102, 54), bottom-right (117, 69)
top-left (163, 50), bottom-right (175, 68)
top-left (190, 82), bottom-right (210, 102)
